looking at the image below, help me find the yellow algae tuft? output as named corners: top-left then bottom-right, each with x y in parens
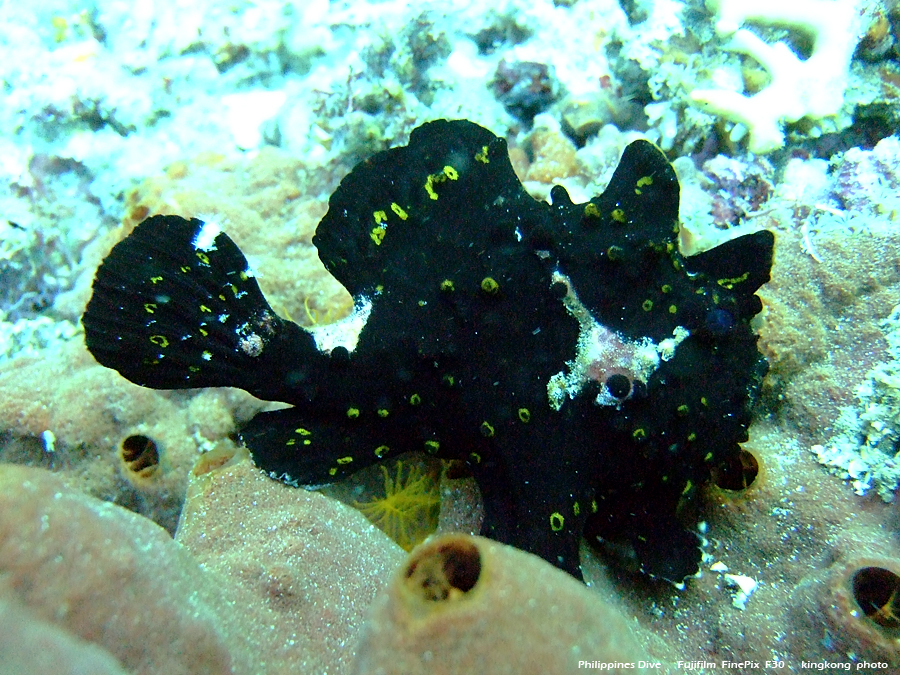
top-left (354, 461), bottom-right (441, 551)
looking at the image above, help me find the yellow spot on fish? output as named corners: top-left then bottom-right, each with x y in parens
top-left (390, 202), bottom-right (408, 220)
top-left (286, 438), bottom-right (296, 446)
top-left (480, 421), bottom-right (495, 438)
top-left (661, 284), bottom-right (672, 293)
top-left (481, 277), bottom-right (499, 294)
top-left (144, 303), bottom-right (156, 314)
top-left (637, 175), bottom-right (653, 188)
top-left (633, 427), bottom-right (646, 439)
top-left (677, 404), bottom-right (689, 416)
top-left (583, 203), bottom-right (601, 218)
top-left (149, 335), bottom-right (169, 348)
top-left (607, 245), bottom-right (623, 260)
top-left (199, 327), bottom-right (208, 336)
top-left (239, 271), bottom-right (248, 281)
top-left (611, 208), bottom-right (626, 223)
top-left (591, 500), bottom-right (598, 513)
top-left (181, 265), bottom-right (191, 273)
top-left (199, 304), bottom-right (211, 313)
top-left (550, 512), bottom-right (565, 531)
top-left (442, 374), bottom-right (455, 387)
top-left (329, 467), bottom-right (338, 476)
top-left (475, 146), bottom-right (489, 163)
top-left (717, 272), bottom-right (750, 289)
top-left (517, 408), bottom-right (531, 423)
top-left (370, 224), bottom-right (387, 245)
top-left (440, 279), bottom-right (455, 292)
top-left (425, 440), bottom-right (440, 454)
top-left (347, 407), bottom-right (360, 418)
top-left (374, 210), bottom-right (388, 224)
top-left (469, 452), bottom-right (481, 464)
top-left (642, 299), bottom-right (653, 311)
top-left (409, 393), bottom-right (421, 405)
top-left (573, 502), bottom-right (580, 516)
top-left (424, 174), bottom-right (442, 200)
top-left (303, 439), bottom-right (311, 445)
top-left (229, 284), bottom-right (238, 295)
top-left (375, 445), bottom-right (389, 458)
top-left (296, 428), bottom-right (311, 436)
top-left (337, 456), bottom-right (353, 465)
top-left (701, 397), bottom-right (708, 406)
top-left (424, 166), bottom-right (458, 200)
top-left (378, 408), bottom-right (389, 418)
top-left (196, 251), bottom-right (210, 265)
top-left (218, 294), bottom-right (226, 301)
top-left (669, 304), bottom-right (677, 314)
top-left (189, 366), bottom-right (200, 372)
top-left (150, 276), bottom-right (163, 284)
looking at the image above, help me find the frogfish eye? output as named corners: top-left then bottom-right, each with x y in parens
top-left (605, 373), bottom-right (632, 400)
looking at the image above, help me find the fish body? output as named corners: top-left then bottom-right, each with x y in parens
top-left (83, 120), bottom-right (773, 582)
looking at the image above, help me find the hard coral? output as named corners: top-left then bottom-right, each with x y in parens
top-left (691, 0), bottom-right (861, 153)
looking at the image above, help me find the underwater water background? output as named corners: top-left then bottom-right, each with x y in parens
top-left (1, 1), bottom-right (900, 673)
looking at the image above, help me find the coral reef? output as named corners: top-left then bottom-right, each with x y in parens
top-left (0, 143), bottom-right (352, 532)
top-left (789, 551), bottom-right (900, 666)
top-left (691, 0), bottom-right (862, 153)
top-left (2, 1), bottom-right (900, 671)
top-left (812, 304), bottom-right (900, 501)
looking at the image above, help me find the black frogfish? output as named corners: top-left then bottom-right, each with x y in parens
top-left (83, 119), bottom-right (773, 583)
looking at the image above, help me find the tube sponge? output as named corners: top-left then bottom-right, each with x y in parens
top-left (0, 464), bottom-right (237, 675)
top-left (352, 533), bottom-right (663, 674)
top-left (691, 0), bottom-right (860, 153)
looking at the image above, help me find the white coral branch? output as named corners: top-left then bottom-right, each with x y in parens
top-left (690, 0), bottom-right (861, 154)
